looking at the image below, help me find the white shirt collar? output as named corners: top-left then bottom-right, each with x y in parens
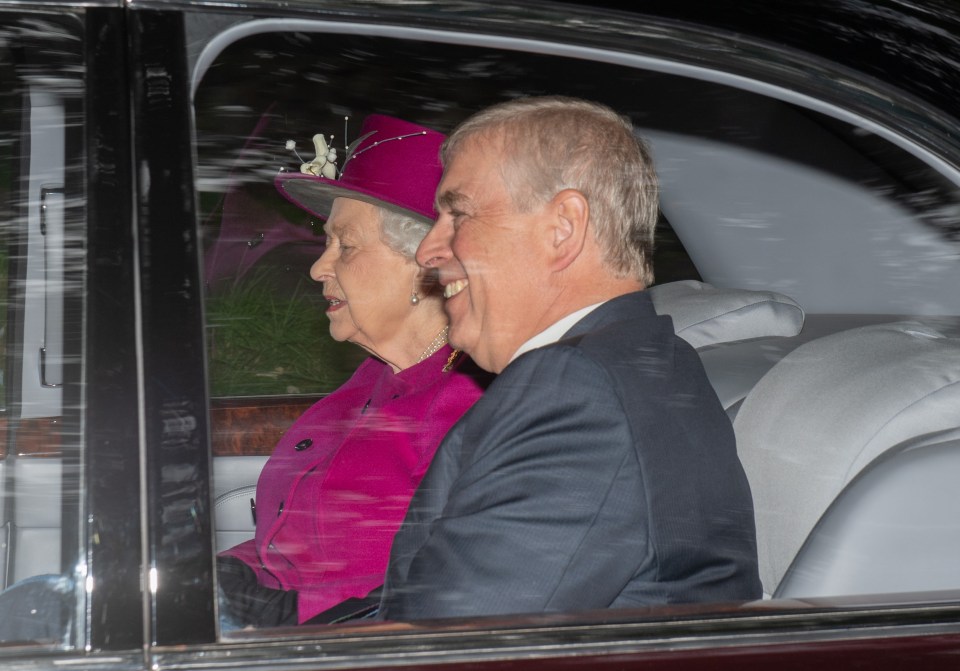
top-left (508, 302), bottom-right (605, 365)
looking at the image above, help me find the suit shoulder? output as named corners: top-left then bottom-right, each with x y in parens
top-left (467, 343), bottom-right (630, 430)
top-left (500, 339), bottom-right (617, 391)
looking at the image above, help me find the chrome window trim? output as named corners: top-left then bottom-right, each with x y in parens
top-left (0, 0), bottom-right (119, 7)
top-left (152, 602), bottom-right (960, 668)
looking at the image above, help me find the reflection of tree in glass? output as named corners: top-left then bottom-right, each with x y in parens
top-left (0, 248), bottom-right (6, 404)
top-left (1, 43), bottom-right (11, 405)
top-left (205, 269), bottom-right (363, 398)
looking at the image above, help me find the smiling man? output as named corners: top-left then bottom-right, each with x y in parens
top-left (378, 96), bottom-right (762, 620)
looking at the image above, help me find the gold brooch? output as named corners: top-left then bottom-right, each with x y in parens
top-left (443, 349), bottom-right (462, 372)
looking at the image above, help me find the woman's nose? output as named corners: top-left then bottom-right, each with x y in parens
top-left (416, 218), bottom-right (453, 269)
top-left (310, 245), bottom-right (335, 282)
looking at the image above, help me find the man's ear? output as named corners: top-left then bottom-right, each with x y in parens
top-left (549, 189), bottom-right (590, 272)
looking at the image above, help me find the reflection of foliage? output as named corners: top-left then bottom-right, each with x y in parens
top-left (1, 54), bottom-right (18, 410)
top-left (206, 271), bottom-right (363, 398)
top-left (0, 247), bottom-right (6, 404)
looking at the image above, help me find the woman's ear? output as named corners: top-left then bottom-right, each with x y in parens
top-left (549, 189), bottom-right (589, 272)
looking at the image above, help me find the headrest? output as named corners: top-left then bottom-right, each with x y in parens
top-left (649, 280), bottom-right (804, 349)
top-left (733, 321), bottom-right (960, 595)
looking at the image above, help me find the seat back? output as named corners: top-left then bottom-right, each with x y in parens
top-left (777, 428), bottom-right (960, 598)
top-left (212, 455), bottom-right (268, 552)
top-left (4, 458), bottom-right (62, 586)
top-left (733, 322), bottom-right (960, 597)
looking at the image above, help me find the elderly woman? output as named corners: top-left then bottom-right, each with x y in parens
top-left (218, 115), bottom-right (489, 628)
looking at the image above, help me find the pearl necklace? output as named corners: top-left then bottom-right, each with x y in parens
top-left (417, 326), bottom-right (449, 362)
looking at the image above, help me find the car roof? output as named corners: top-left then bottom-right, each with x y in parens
top-left (550, 0), bottom-right (960, 123)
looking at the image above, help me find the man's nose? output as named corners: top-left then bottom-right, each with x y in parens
top-left (416, 219), bottom-right (453, 269)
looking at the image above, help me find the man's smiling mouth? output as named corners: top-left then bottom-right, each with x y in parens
top-left (443, 279), bottom-right (468, 299)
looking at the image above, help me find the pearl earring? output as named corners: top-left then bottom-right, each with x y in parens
top-left (410, 291), bottom-right (420, 305)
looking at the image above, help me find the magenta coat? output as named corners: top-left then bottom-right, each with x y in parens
top-left (222, 345), bottom-right (487, 623)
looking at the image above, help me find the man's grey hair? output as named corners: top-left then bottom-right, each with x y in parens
top-left (378, 207), bottom-right (432, 259)
top-left (442, 96), bottom-right (659, 286)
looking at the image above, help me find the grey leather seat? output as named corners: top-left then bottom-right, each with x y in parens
top-left (733, 322), bottom-right (960, 598)
top-left (649, 280), bottom-right (804, 350)
top-left (650, 280), bottom-right (807, 420)
top-left (777, 427), bottom-right (960, 598)
top-left (213, 455), bottom-right (268, 552)
top-left (3, 459), bottom-right (62, 586)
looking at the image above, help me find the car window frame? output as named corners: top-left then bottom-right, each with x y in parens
top-left (178, 0), bottom-right (960, 658)
top-left (6, 1), bottom-right (960, 668)
top-left (174, 0), bottom-right (960, 659)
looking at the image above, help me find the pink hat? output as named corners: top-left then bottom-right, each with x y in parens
top-left (275, 114), bottom-right (445, 224)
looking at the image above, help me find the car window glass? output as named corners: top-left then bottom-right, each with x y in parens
top-left (193, 18), bottom-right (960, 641)
top-left (0, 10), bottom-right (87, 652)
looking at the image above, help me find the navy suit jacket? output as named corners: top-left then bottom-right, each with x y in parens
top-left (379, 291), bottom-right (761, 620)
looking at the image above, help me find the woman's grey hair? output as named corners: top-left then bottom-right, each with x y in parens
top-left (441, 96), bottom-right (659, 286)
top-left (378, 207), bottom-right (432, 259)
